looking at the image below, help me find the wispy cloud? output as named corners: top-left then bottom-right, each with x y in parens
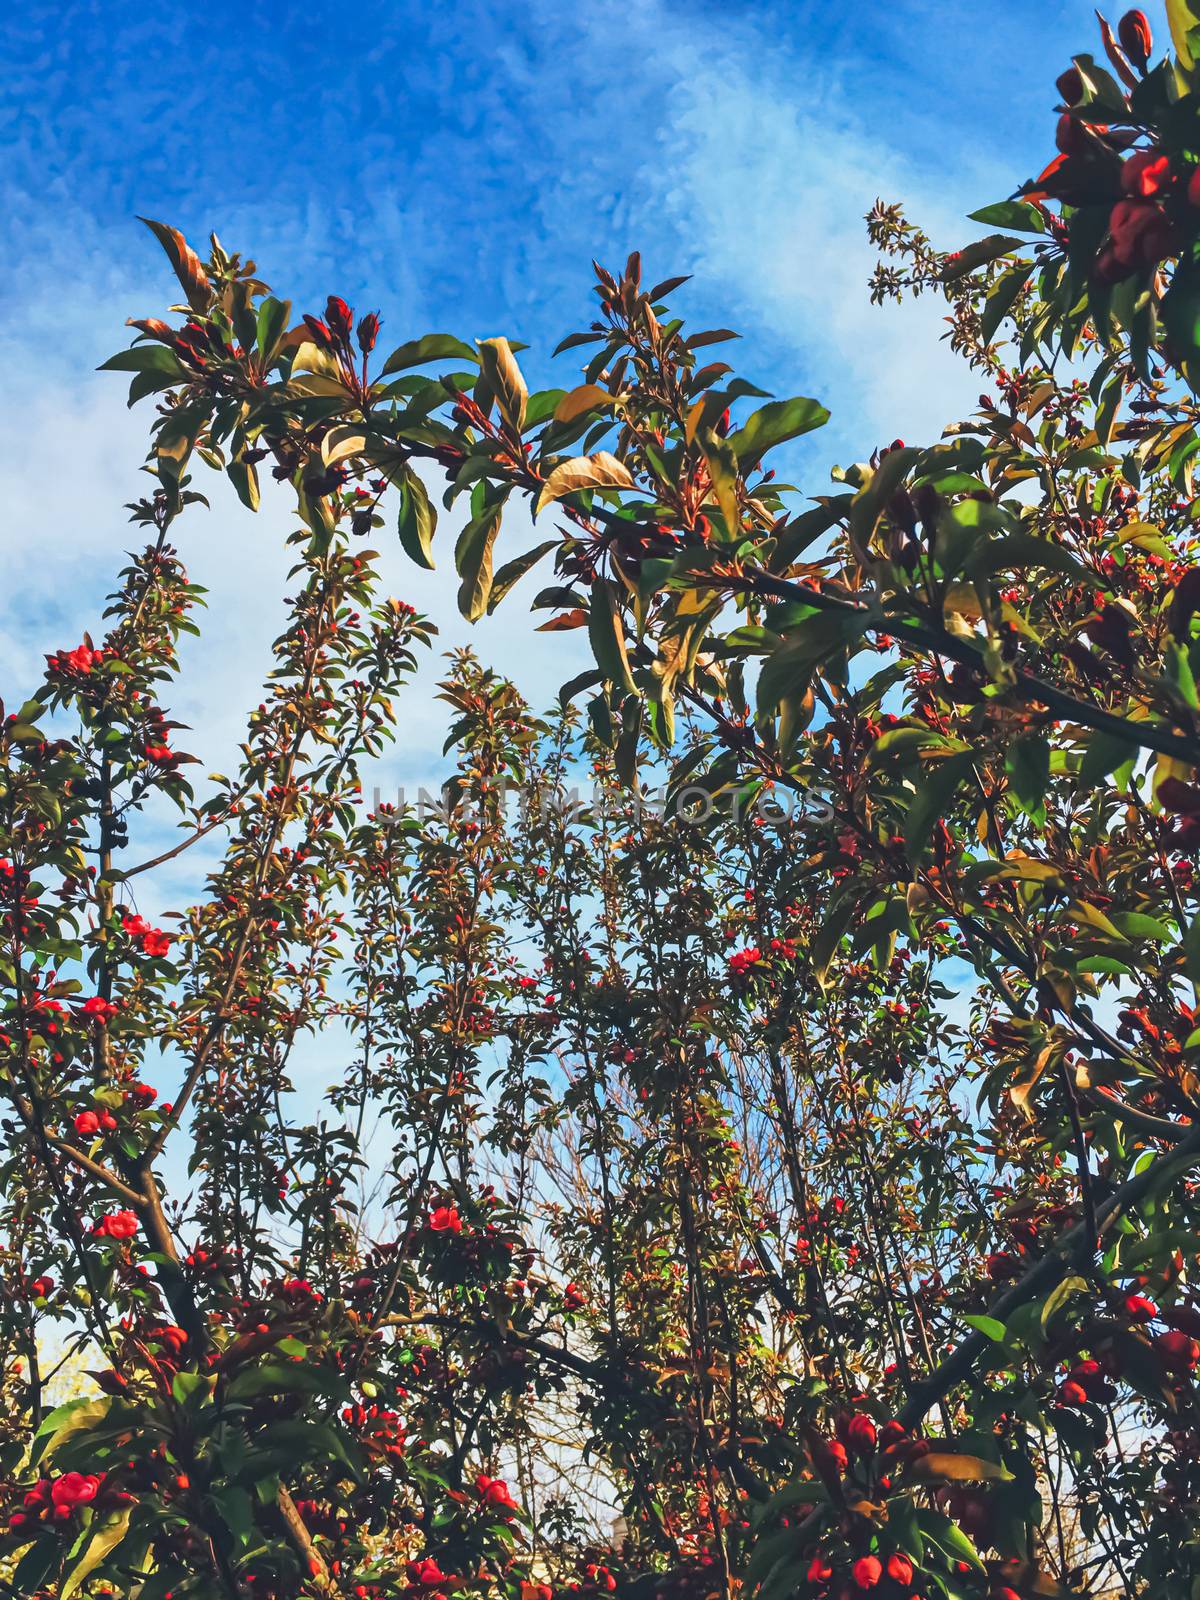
top-left (0, 0), bottom-right (1109, 866)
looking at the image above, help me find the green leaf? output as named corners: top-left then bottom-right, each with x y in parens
top-left (99, 344), bottom-right (188, 378)
top-left (487, 540), bottom-right (557, 612)
top-left (227, 458), bottom-right (261, 513)
top-left (59, 1507), bottom-right (132, 1600)
top-left (255, 296), bottom-right (291, 363)
top-left (226, 1361), bottom-right (348, 1401)
top-left (699, 427), bottom-right (740, 532)
top-left (904, 750), bottom-right (976, 863)
top-left (1039, 1273), bottom-right (1090, 1333)
top-left (767, 497), bottom-right (851, 571)
top-left (11, 1532), bottom-right (60, 1594)
top-left (811, 896), bottom-right (856, 984)
top-left (915, 1507), bottom-right (985, 1570)
top-left (1166, 640), bottom-right (1200, 709)
top-left (1109, 911), bottom-right (1175, 942)
top-left (455, 506), bottom-right (503, 622)
top-left (968, 201), bottom-right (1047, 234)
top-left (1079, 727), bottom-right (1139, 786)
top-left (614, 694), bottom-right (642, 788)
top-left (1006, 733), bottom-right (1050, 822)
top-left (380, 333), bottom-right (478, 376)
top-left (35, 1396), bottom-right (112, 1460)
top-left (964, 531), bottom-right (1091, 585)
top-left (756, 613), bottom-right (869, 714)
top-left (1183, 917), bottom-right (1200, 988)
top-left (397, 468), bottom-right (437, 569)
top-left (941, 234), bottom-right (1024, 280)
top-left (727, 396), bottom-right (830, 471)
top-left (980, 263), bottom-right (1036, 346)
top-left (869, 726), bottom-right (947, 762)
top-left (588, 580), bottom-right (637, 694)
top-left (963, 1314), bottom-right (1008, 1342)
top-left (171, 1369), bottom-right (215, 1406)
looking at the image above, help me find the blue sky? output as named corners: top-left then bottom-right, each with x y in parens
top-left (0, 0), bottom-right (1121, 846)
top-left (7, 0), bottom-right (1097, 386)
top-left (0, 0), bottom-right (1134, 1111)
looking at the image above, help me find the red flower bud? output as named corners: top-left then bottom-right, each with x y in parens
top-left (1117, 9), bottom-right (1152, 70)
top-left (885, 1554), bottom-right (913, 1585)
top-left (1124, 1291), bottom-right (1158, 1322)
top-left (845, 1413), bottom-right (877, 1454)
top-left (1121, 150), bottom-right (1172, 198)
top-left (986, 1251), bottom-right (1020, 1282)
top-left (1107, 198), bottom-right (1177, 268)
top-left (302, 314), bottom-right (334, 349)
top-left (357, 312), bottom-right (381, 355)
top-left (429, 1204), bottom-right (462, 1234)
top-left (1155, 1329), bottom-right (1200, 1373)
top-left (326, 297), bottom-right (354, 340)
top-left (851, 1556), bottom-right (881, 1590)
top-left (74, 1110), bottom-right (101, 1137)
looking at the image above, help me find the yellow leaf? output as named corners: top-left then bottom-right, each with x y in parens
top-left (535, 451), bottom-right (634, 515)
top-left (321, 426), bottom-right (367, 466)
top-left (1169, 0), bottom-right (1200, 69)
top-left (1002, 854), bottom-right (1062, 883)
top-left (290, 340), bottom-right (344, 381)
top-left (1069, 899), bottom-right (1127, 941)
top-left (554, 384), bottom-right (614, 424)
top-left (699, 428), bottom-right (739, 533)
top-left (944, 582), bottom-right (983, 623)
top-left (1010, 1040), bottom-right (1062, 1119)
top-left (477, 337), bottom-right (528, 432)
top-left (60, 1507), bottom-right (133, 1600)
top-left (907, 1452), bottom-right (1014, 1484)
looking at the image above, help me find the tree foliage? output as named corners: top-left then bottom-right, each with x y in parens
top-left (7, 8), bottom-right (1200, 1599)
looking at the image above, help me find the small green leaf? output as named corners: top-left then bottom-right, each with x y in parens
top-left (488, 541), bottom-right (557, 613)
top-left (968, 201), bottom-right (1047, 233)
top-left (727, 396), bottom-right (830, 471)
top-left (380, 333), bottom-right (478, 376)
top-left (589, 580), bottom-right (637, 694)
top-left (397, 468), bottom-right (437, 569)
top-left (1005, 733), bottom-right (1050, 822)
top-left (255, 296), bottom-right (292, 363)
top-left (963, 1314), bottom-right (1008, 1342)
top-left (455, 507), bottom-right (503, 622)
top-left (59, 1507), bottom-right (132, 1600)
top-left (904, 750), bottom-right (976, 863)
top-left (1039, 1273), bottom-right (1090, 1333)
